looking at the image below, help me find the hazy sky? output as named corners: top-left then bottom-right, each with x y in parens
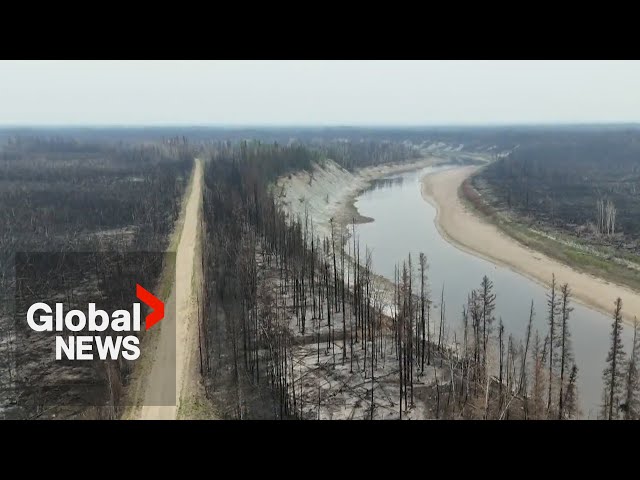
top-left (1, 60), bottom-right (639, 126)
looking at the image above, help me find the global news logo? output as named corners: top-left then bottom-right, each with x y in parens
top-left (25, 284), bottom-right (164, 361)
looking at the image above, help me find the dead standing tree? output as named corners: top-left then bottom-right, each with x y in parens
top-left (596, 197), bottom-right (617, 235)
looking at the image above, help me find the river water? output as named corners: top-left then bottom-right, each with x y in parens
top-left (353, 165), bottom-right (632, 419)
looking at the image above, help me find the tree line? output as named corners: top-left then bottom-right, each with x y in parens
top-left (477, 132), bottom-right (640, 241)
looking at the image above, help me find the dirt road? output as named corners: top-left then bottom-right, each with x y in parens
top-left (135, 159), bottom-right (203, 420)
top-left (421, 166), bottom-right (640, 323)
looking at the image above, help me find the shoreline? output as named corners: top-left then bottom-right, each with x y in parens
top-left (338, 158), bottom-right (446, 230)
top-left (276, 156), bottom-right (449, 317)
top-left (275, 156), bottom-right (448, 242)
top-left (329, 157), bottom-right (447, 314)
top-left (420, 166), bottom-right (640, 324)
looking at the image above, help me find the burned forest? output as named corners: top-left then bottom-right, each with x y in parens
top-left (3, 57), bottom-right (640, 426)
top-left (0, 135), bottom-right (192, 419)
top-left (196, 138), bottom-right (628, 420)
top-left (1, 125), bottom-right (639, 421)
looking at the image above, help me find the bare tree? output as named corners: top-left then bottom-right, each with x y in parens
top-left (596, 197), bottom-right (617, 235)
top-left (596, 198), bottom-right (605, 235)
top-left (605, 199), bottom-right (617, 235)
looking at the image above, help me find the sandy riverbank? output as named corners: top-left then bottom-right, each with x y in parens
top-left (275, 157), bottom-right (447, 240)
top-left (421, 166), bottom-right (640, 323)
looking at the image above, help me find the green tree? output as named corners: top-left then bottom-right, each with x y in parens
top-left (480, 276), bottom-right (496, 369)
top-left (601, 298), bottom-right (626, 420)
top-left (622, 318), bottom-right (640, 420)
top-left (563, 364), bottom-right (579, 419)
top-left (557, 283), bottom-right (574, 419)
top-left (546, 274), bottom-right (560, 414)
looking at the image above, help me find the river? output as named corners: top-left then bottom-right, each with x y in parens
top-left (353, 164), bottom-right (633, 419)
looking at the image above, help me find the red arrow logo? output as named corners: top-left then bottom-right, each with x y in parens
top-left (136, 283), bottom-right (164, 330)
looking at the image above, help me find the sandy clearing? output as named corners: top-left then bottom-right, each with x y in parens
top-left (136, 159), bottom-right (204, 420)
top-left (421, 165), bottom-right (640, 324)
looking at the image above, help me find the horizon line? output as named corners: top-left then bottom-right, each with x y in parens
top-left (1, 121), bottom-right (640, 130)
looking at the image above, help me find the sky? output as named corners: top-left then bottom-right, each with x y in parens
top-left (1, 60), bottom-right (639, 126)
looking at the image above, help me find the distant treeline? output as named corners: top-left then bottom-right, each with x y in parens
top-left (0, 136), bottom-right (192, 251)
top-left (6, 124), bottom-right (638, 153)
top-left (477, 130), bottom-right (640, 239)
